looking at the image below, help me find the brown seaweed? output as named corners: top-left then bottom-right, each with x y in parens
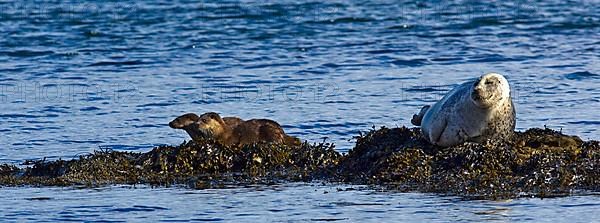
top-left (337, 127), bottom-right (600, 199)
top-left (1, 127), bottom-right (598, 200)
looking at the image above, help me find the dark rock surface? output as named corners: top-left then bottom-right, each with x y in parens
top-left (338, 127), bottom-right (600, 199)
top-left (1, 127), bottom-right (598, 200)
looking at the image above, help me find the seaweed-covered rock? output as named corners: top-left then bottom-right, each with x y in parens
top-left (0, 140), bottom-right (340, 188)
top-left (0, 126), bottom-right (598, 200)
top-left (337, 126), bottom-right (435, 182)
top-left (338, 127), bottom-right (600, 199)
top-left (0, 164), bottom-right (19, 176)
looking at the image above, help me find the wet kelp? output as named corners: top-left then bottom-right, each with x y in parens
top-left (338, 127), bottom-right (600, 199)
top-left (0, 140), bottom-right (340, 189)
top-left (1, 127), bottom-right (599, 199)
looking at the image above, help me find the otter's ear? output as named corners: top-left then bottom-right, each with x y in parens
top-left (182, 113), bottom-right (199, 121)
top-left (192, 114), bottom-right (201, 121)
top-left (209, 113), bottom-right (221, 119)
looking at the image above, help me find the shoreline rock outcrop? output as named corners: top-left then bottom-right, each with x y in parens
top-left (1, 127), bottom-right (598, 200)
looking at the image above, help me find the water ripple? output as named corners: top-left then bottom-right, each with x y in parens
top-left (88, 60), bottom-right (148, 67)
top-left (1, 50), bottom-right (54, 58)
top-left (564, 71), bottom-right (599, 81)
top-left (0, 0), bottom-right (599, 221)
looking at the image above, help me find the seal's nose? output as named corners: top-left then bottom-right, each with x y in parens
top-left (471, 87), bottom-right (484, 101)
top-left (474, 86), bottom-right (484, 95)
top-left (169, 121), bottom-right (176, 128)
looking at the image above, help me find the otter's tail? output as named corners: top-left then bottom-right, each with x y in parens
top-left (284, 135), bottom-right (302, 147)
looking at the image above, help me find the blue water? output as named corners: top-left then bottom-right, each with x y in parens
top-left (2, 184), bottom-right (600, 222)
top-left (1, 0), bottom-right (599, 222)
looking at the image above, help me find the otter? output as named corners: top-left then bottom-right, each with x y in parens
top-left (169, 112), bottom-right (301, 147)
top-left (169, 113), bottom-right (243, 142)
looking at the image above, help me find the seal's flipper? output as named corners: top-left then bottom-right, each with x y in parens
top-left (430, 118), bottom-right (449, 146)
top-left (411, 105), bottom-right (431, 126)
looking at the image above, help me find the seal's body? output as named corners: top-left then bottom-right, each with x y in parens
top-left (411, 73), bottom-right (515, 147)
top-left (169, 112), bottom-right (300, 147)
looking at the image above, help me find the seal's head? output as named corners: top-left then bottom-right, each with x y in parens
top-left (196, 112), bottom-right (228, 138)
top-left (169, 113), bottom-right (200, 129)
top-left (470, 73), bottom-right (510, 108)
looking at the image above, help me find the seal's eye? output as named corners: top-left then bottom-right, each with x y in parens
top-left (485, 80), bottom-right (493, 85)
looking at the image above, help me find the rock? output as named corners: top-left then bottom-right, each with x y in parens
top-left (1, 127), bottom-right (598, 200)
top-left (338, 126), bottom-right (600, 199)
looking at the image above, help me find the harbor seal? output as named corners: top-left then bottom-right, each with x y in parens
top-left (411, 73), bottom-right (515, 147)
top-left (169, 112), bottom-right (301, 147)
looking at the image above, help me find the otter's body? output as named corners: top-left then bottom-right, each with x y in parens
top-left (232, 119), bottom-right (300, 146)
top-left (169, 113), bottom-right (300, 147)
top-left (223, 117), bottom-right (244, 128)
top-left (411, 73), bottom-right (515, 147)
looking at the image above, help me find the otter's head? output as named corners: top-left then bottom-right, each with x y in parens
top-left (470, 73), bottom-right (510, 108)
top-left (169, 113), bottom-right (200, 129)
top-left (196, 112), bottom-right (227, 138)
